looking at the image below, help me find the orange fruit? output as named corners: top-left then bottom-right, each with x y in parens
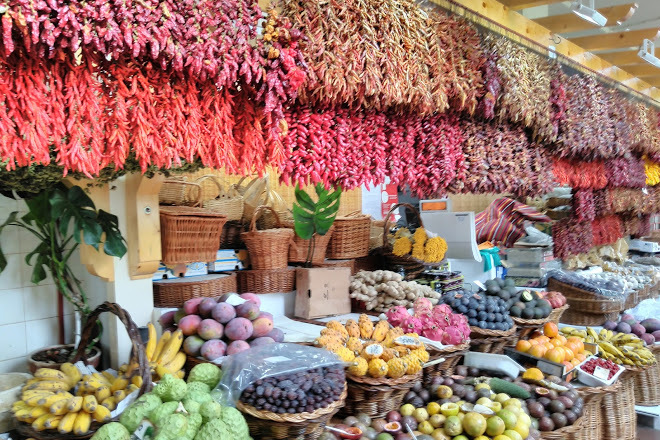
top-left (537, 335), bottom-right (550, 343)
top-left (543, 322), bottom-right (559, 338)
top-left (563, 347), bottom-right (575, 361)
top-left (522, 368), bottom-right (545, 382)
top-left (563, 361), bottom-right (573, 371)
top-left (565, 342), bottom-right (580, 356)
top-left (556, 335), bottom-right (567, 345)
top-left (544, 342), bottom-right (555, 351)
top-left (529, 345), bottom-right (547, 358)
top-left (575, 353), bottom-right (587, 363)
top-left (545, 347), bottom-right (564, 364)
top-left (528, 339), bottom-right (539, 346)
top-left (516, 340), bottom-right (532, 353)
top-left (550, 338), bottom-right (564, 347)
top-left (570, 358), bottom-right (581, 367)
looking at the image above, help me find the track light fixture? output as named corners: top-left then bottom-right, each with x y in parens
top-left (639, 39), bottom-right (660, 69)
top-left (571, 0), bottom-right (607, 27)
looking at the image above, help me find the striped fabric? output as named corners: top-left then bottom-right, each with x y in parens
top-left (475, 198), bottom-right (551, 247)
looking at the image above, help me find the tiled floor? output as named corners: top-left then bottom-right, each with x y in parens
top-left (640, 427), bottom-right (660, 440)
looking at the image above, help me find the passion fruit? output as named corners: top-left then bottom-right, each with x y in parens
top-left (538, 416), bottom-right (555, 432)
top-left (371, 419), bottom-right (388, 432)
top-left (383, 422), bottom-right (402, 434)
top-left (400, 415), bottom-right (417, 431)
top-left (534, 387), bottom-right (550, 397)
top-left (387, 411), bottom-right (402, 423)
top-left (564, 409), bottom-right (577, 425)
top-left (339, 427), bottom-right (363, 439)
top-left (436, 385), bottom-right (453, 399)
top-left (548, 400), bottom-right (566, 414)
top-left (558, 396), bottom-right (574, 409)
top-left (551, 412), bottom-right (567, 429)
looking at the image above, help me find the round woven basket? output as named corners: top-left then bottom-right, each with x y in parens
top-left (339, 372), bottom-right (421, 419)
top-left (539, 410), bottom-right (585, 439)
top-left (236, 387), bottom-right (346, 440)
top-left (237, 268), bottom-right (296, 294)
top-left (220, 220), bottom-right (246, 249)
top-left (423, 343), bottom-right (469, 385)
top-left (15, 302), bottom-right (152, 440)
top-left (547, 279), bottom-right (625, 314)
top-left (569, 382), bottom-right (621, 440)
top-left (326, 213), bottom-right (371, 260)
top-left (241, 206), bottom-right (294, 270)
top-left (547, 304), bottom-right (569, 325)
top-left (560, 308), bottom-right (619, 326)
top-left (197, 175), bottom-right (244, 222)
top-left (510, 315), bottom-right (549, 346)
top-left (633, 347), bottom-right (660, 406)
top-left (153, 273), bottom-right (237, 308)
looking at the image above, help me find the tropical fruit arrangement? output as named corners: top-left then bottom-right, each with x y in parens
top-left (515, 323), bottom-right (589, 372)
top-left (12, 363), bottom-right (140, 435)
top-left (314, 315), bottom-right (429, 379)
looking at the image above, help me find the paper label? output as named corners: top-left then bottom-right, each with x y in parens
top-left (593, 366), bottom-right (610, 380)
top-left (264, 356), bottom-right (291, 363)
top-left (225, 294), bottom-right (247, 306)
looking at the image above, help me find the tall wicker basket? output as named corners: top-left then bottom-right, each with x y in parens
top-left (339, 372), bottom-right (421, 419)
top-left (159, 206), bottom-right (227, 265)
top-left (241, 206), bottom-right (294, 270)
top-left (326, 213), bottom-right (370, 259)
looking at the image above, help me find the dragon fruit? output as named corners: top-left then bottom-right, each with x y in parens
top-left (441, 327), bottom-right (465, 345)
top-left (386, 306), bottom-right (411, 328)
top-left (402, 316), bottom-right (423, 334)
top-left (431, 304), bottom-right (453, 329)
top-left (413, 297), bottom-right (433, 315)
top-left (422, 325), bottom-right (445, 341)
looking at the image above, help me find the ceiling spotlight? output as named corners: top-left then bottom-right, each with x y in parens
top-left (639, 39), bottom-right (660, 69)
top-left (571, 0), bottom-right (607, 27)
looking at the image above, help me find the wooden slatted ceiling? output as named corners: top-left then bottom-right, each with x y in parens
top-left (571, 28), bottom-right (660, 52)
top-left (498, 0), bottom-right (565, 10)
top-left (533, 3), bottom-right (638, 34)
top-left (644, 76), bottom-right (660, 87)
top-left (599, 50), bottom-right (645, 66)
top-left (620, 64), bottom-right (660, 78)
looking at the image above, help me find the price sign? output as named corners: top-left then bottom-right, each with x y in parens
top-left (593, 366), bottom-right (610, 380)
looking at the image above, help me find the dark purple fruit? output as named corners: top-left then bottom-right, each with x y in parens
top-left (449, 395), bottom-right (461, 403)
top-left (538, 397), bottom-right (551, 408)
top-left (558, 396), bottom-right (573, 409)
top-left (527, 402), bottom-right (545, 419)
top-left (455, 366), bottom-right (468, 377)
top-left (387, 411), bottom-right (402, 423)
top-left (538, 417), bottom-right (555, 432)
top-left (412, 382), bottom-right (423, 393)
top-left (551, 412), bottom-right (567, 429)
top-left (404, 391), bottom-right (417, 402)
top-left (410, 397), bottom-right (425, 408)
top-left (443, 378), bottom-right (455, 386)
top-left (400, 416), bottom-right (417, 431)
top-left (418, 389), bottom-right (430, 402)
top-left (464, 390), bottom-right (477, 403)
top-left (468, 367), bottom-right (480, 377)
top-left (548, 400), bottom-right (566, 414)
top-left (564, 410), bottom-right (577, 425)
top-left (432, 377), bottom-right (445, 385)
top-left (371, 419), bottom-right (387, 432)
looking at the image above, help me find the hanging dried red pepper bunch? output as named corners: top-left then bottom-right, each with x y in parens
top-left (549, 65), bottom-right (567, 139)
top-left (552, 219), bottom-right (593, 260)
top-left (449, 119), bottom-right (553, 197)
top-left (476, 49), bottom-right (501, 120)
top-left (610, 187), bottom-right (660, 215)
top-left (591, 216), bottom-right (623, 246)
top-left (552, 158), bottom-right (608, 189)
top-left (593, 189), bottom-right (613, 217)
top-left (631, 103), bottom-right (660, 159)
top-left (605, 156), bottom-right (646, 188)
top-left (621, 214), bottom-right (652, 237)
top-left (573, 189), bottom-right (596, 222)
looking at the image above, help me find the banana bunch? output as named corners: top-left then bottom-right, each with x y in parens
top-left (119, 323), bottom-right (185, 381)
top-left (12, 363), bottom-right (139, 435)
top-left (561, 326), bottom-right (656, 367)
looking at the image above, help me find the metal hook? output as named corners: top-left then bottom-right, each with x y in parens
top-left (550, 34), bottom-right (562, 45)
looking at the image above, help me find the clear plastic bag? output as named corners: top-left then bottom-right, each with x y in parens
top-left (544, 269), bottom-right (626, 301)
top-left (215, 343), bottom-right (344, 406)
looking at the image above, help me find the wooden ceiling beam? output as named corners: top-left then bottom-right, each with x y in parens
top-left (622, 64), bottom-right (660, 78)
top-left (598, 50), bottom-right (644, 66)
top-left (533, 3), bottom-right (638, 34)
top-left (498, 0), bottom-right (565, 10)
top-left (644, 76), bottom-right (660, 87)
top-left (570, 28), bottom-right (660, 52)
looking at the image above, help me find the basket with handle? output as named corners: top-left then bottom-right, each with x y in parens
top-left (339, 372), bottom-right (422, 419)
top-left (196, 175), bottom-right (244, 221)
top-left (15, 302), bottom-right (152, 440)
top-left (237, 175), bottom-right (269, 223)
top-left (159, 206), bottom-right (227, 265)
top-left (285, 223), bottom-right (334, 266)
top-left (379, 203), bottom-right (430, 280)
top-left (158, 178), bottom-right (202, 206)
top-left (241, 206), bottom-right (294, 270)
top-left (237, 268), bottom-right (296, 294)
top-left (326, 212), bottom-right (371, 260)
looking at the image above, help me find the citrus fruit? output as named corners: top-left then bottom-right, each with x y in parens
top-left (486, 416), bottom-right (506, 436)
top-left (503, 398), bottom-right (522, 409)
top-left (494, 393), bottom-right (510, 403)
top-left (545, 347), bottom-right (565, 364)
top-left (522, 367), bottom-right (544, 382)
top-left (493, 436), bottom-right (511, 440)
top-left (440, 402), bottom-right (460, 417)
top-left (504, 429), bottom-right (524, 440)
top-left (475, 383), bottom-right (491, 391)
top-left (476, 397), bottom-right (492, 406)
top-left (418, 421), bottom-right (434, 435)
top-left (430, 414), bottom-right (446, 428)
top-left (514, 418), bottom-right (530, 439)
top-left (515, 340), bottom-right (532, 352)
top-left (497, 409), bottom-right (518, 430)
top-left (427, 402), bottom-right (441, 416)
top-left (444, 415), bottom-right (463, 436)
top-left (528, 344), bottom-right (547, 358)
top-left (487, 401), bottom-right (503, 412)
top-left (462, 412), bottom-right (487, 437)
top-left (543, 322), bottom-right (559, 338)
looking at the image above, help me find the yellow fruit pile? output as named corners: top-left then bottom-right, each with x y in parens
top-left (391, 227), bottom-right (447, 263)
top-left (12, 363), bottom-right (140, 435)
top-left (118, 323), bottom-right (185, 381)
top-left (315, 314), bottom-right (429, 379)
top-left (561, 326), bottom-right (656, 367)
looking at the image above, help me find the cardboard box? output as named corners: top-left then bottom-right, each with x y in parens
top-left (294, 267), bottom-right (351, 319)
top-left (208, 250), bottom-right (244, 272)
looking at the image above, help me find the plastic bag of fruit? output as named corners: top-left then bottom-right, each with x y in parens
top-left (215, 343), bottom-right (346, 409)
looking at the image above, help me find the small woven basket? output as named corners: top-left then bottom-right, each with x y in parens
top-left (241, 206), bottom-right (294, 270)
top-left (423, 343), bottom-right (469, 385)
top-left (237, 268), bottom-right (296, 294)
top-left (326, 213), bottom-right (371, 259)
top-left (469, 326), bottom-right (517, 354)
top-left (547, 304), bottom-right (569, 325)
top-left (197, 175), bottom-right (244, 222)
top-left (158, 178), bottom-right (202, 206)
top-left (285, 223), bottom-right (334, 266)
top-left (560, 308), bottom-right (619, 326)
top-left (569, 382), bottom-right (621, 440)
top-left (378, 203), bottom-right (429, 280)
top-left (236, 387), bottom-right (346, 440)
top-left (220, 221), bottom-right (246, 249)
top-left (633, 352), bottom-right (660, 406)
top-left (547, 278), bottom-right (625, 314)
top-left (15, 302), bottom-right (152, 440)
top-left (159, 206), bottom-right (227, 265)
top-left (153, 273), bottom-right (237, 307)
top-left (600, 370), bottom-right (638, 440)
top-left (339, 372), bottom-right (421, 419)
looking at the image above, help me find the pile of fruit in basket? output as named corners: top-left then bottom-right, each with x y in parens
top-left (12, 363), bottom-right (141, 435)
top-left (161, 293), bottom-right (285, 361)
top-left (579, 357), bottom-right (620, 380)
top-left (314, 315), bottom-right (429, 379)
top-left (515, 322), bottom-right (590, 371)
top-left (538, 291), bottom-right (567, 309)
top-left (349, 270), bottom-right (441, 313)
top-left (560, 325), bottom-right (656, 366)
top-left (603, 314), bottom-right (660, 344)
top-left (385, 297), bottom-right (471, 344)
top-left (440, 290), bottom-right (515, 332)
top-left (507, 290), bottom-right (553, 320)
top-left (390, 227), bottom-right (448, 263)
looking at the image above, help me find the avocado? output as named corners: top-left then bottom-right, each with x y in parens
top-left (506, 286), bottom-right (518, 296)
top-left (520, 290), bottom-right (534, 302)
top-left (504, 278), bottom-right (516, 288)
top-left (510, 306), bottom-right (522, 317)
top-left (533, 308), bottom-right (545, 319)
top-left (522, 308), bottom-right (535, 319)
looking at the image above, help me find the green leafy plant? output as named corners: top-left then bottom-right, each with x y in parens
top-left (292, 183), bottom-right (342, 267)
top-left (0, 184), bottom-right (127, 347)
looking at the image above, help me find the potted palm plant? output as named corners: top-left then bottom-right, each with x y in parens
top-left (0, 184), bottom-right (127, 371)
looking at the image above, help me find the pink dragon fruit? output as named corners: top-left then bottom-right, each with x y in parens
top-left (413, 297), bottom-right (433, 315)
top-left (441, 326), bottom-right (466, 345)
top-left (386, 306), bottom-right (410, 328)
top-left (422, 325), bottom-right (445, 341)
top-left (431, 304), bottom-right (452, 329)
top-left (402, 316), bottom-right (423, 334)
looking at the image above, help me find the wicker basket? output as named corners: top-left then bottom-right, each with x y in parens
top-left (285, 224), bottom-right (334, 266)
top-left (236, 387), bottom-right (346, 440)
top-left (379, 203), bottom-right (427, 280)
top-left (560, 308), bottom-right (619, 326)
top-left (353, 255), bottom-right (380, 274)
top-left (510, 316), bottom-right (549, 346)
top-left (423, 343), bottom-right (469, 385)
top-left (197, 175), bottom-right (244, 221)
top-left (547, 278), bottom-right (625, 314)
top-left (569, 382), bottom-right (621, 440)
top-left (469, 326), bottom-right (517, 354)
top-left (237, 268), bottom-right (296, 294)
top-left (547, 304), bottom-right (569, 325)
top-left (15, 302), bottom-right (152, 440)
top-left (326, 213), bottom-right (371, 259)
top-left (241, 206), bottom-right (294, 270)
top-left (339, 372), bottom-right (422, 419)
top-left (160, 206), bottom-right (228, 265)
top-left (220, 221), bottom-right (246, 249)
top-left (600, 371), bottom-right (637, 440)
top-left (369, 219), bottom-right (386, 251)
top-left (159, 178), bottom-right (202, 206)
top-left (316, 259), bottom-right (356, 274)
top-left (153, 273), bottom-right (237, 307)
top-left (633, 350), bottom-right (660, 406)
top-left (539, 411), bottom-right (585, 439)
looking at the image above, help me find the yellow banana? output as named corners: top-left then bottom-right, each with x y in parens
top-left (12, 401), bottom-right (29, 413)
top-left (600, 341), bottom-right (624, 358)
top-left (127, 384), bottom-right (140, 394)
top-left (23, 390), bottom-right (54, 401)
top-left (101, 396), bottom-right (117, 411)
top-left (561, 327), bottom-right (575, 334)
top-left (73, 411), bottom-right (92, 435)
top-left (32, 413), bottom-right (52, 431)
top-left (101, 370), bottom-right (115, 382)
top-left (131, 375), bottom-right (143, 388)
top-left (123, 362), bottom-right (139, 377)
top-left (587, 327), bottom-right (599, 341)
top-left (113, 389), bottom-right (127, 402)
top-left (37, 391), bottom-right (72, 407)
top-left (82, 395), bottom-right (97, 413)
top-left (92, 404), bottom-right (111, 423)
top-left (60, 363), bottom-right (81, 387)
top-left (49, 398), bottom-right (71, 416)
top-left (158, 329), bottom-right (183, 365)
top-left (110, 377), bottom-right (129, 393)
top-left (95, 385), bottom-right (111, 402)
top-left (25, 394), bottom-right (52, 407)
top-left (67, 396), bottom-right (83, 412)
top-left (152, 330), bottom-right (171, 362)
top-left (175, 370), bottom-right (185, 379)
top-left (35, 368), bottom-right (69, 382)
top-left (146, 322), bottom-right (157, 361)
top-left (13, 407), bottom-right (39, 423)
top-left (27, 380), bottom-right (71, 392)
top-left (43, 414), bottom-right (62, 429)
top-left (164, 351), bottom-right (186, 372)
top-left (58, 411), bottom-right (78, 434)
top-left (156, 365), bottom-right (174, 379)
